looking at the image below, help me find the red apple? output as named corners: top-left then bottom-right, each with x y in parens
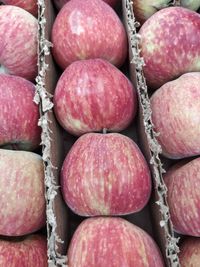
top-left (54, 59), bottom-right (136, 136)
top-left (150, 72), bottom-right (200, 159)
top-left (0, 235), bottom-right (48, 266)
top-left (1, 0), bottom-right (38, 16)
top-left (139, 7), bottom-right (200, 89)
top-left (133, 1), bottom-right (200, 25)
top-left (68, 217), bottom-right (164, 267)
top-left (0, 5), bottom-right (37, 81)
top-left (0, 149), bottom-right (46, 236)
top-left (164, 157), bottom-right (200, 236)
top-left (0, 74), bottom-right (41, 151)
top-left (51, 0), bottom-right (127, 69)
top-left (61, 133), bottom-right (151, 216)
top-left (179, 237), bottom-right (200, 267)
top-left (53, 0), bottom-right (119, 10)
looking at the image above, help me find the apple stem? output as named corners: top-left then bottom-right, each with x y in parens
top-left (103, 128), bottom-right (107, 134)
top-left (0, 64), bottom-right (8, 74)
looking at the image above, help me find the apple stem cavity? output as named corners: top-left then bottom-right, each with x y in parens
top-left (0, 64), bottom-right (8, 75)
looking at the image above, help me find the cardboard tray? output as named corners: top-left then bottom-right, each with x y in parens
top-left (38, 0), bottom-right (181, 266)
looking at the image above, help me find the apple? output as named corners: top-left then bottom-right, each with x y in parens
top-left (139, 7), bottom-right (200, 89)
top-left (68, 217), bottom-right (164, 267)
top-left (150, 72), bottom-right (200, 159)
top-left (0, 235), bottom-right (48, 266)
top-left (0, 149), bottom-right (46, 236)
top-left (133, 0), bottom-right (171, 25)
top-left (179, 237), bottom-right (200, 267)
top-left (164, 157), bottom-right (200, 236)
top-left (1, 0), bottom-right (38, 16)
top-left (54, 59), bottom-right (136, 136)
top-left (0, 74), bottom-right (41, 151)
top-left (0, 5), bottom-right (37, 81)
top-left (180, 0), bottom-right (200, 11)
top-left (51, 0), bottom-right (127, 69)
top-left (53, 0), bottom-right (119, 10)
top-left (133, 1), bottom-right (200, 25)
top-left (61, 133), bottom-right (151, 216)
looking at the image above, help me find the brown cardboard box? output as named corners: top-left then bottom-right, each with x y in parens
top-left (37, 0), bottom-right (180, 266)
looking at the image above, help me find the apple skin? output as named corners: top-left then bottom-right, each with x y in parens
top-left (0, 235), bottom-right (48, 267)
top-left (180, 0), bottom-right (200, 11)
top-left (139, 7), bottom-right (200, 89)
top-left (164, 157), bottom-right (200, 236)
top-left (61, 133), bottom-right (151, 216)
top-left (1, 0), bottom-right (38, 16)
top-left (0, 149), bottom-right (46, 236)
top-left (68, 217), bottom-right (164, 267)
top-left (0, 74), bottom-right (41, 151)
top-left (53, 0), bottom-right (119, 10)
top-left (54, 59), bottom-right (136, 136)
top-left (51, 0), bottom-right (127, 69)
top-left (133, 0), bottom-right (200, 25)
top-left (179, 237), bottom-right (200, 267)
top-left (133, 0), bottom-right (171, 25)
top-left (150, 72), bottom-right (200, 159)
top-left (0, 5), bottom-right (37, 81)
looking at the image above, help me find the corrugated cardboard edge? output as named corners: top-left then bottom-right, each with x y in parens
top-left (123, 0), bottom-right (180, 266)
top-left (35, 1), bottom-right (67, 266)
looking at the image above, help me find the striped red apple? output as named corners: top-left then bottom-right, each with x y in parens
top-left (0, 5), bottom-right (37, 81)
top-left (0, 74), bottom-right (41, 151)
top-left (0, 235), bottom-right (47, 266)
top-left (54, 59), bottom-right (136, 136)
top-left (150, 72), bottom-right (200, 159)
top-left (139, 7), bottom-right (200, 89)
top-left (179, 237), bottom-right (200, 267)
top-left (0, 150), bottom-right (46, 236)
top-left (164, 157), bottom-right (200, 236)
top-left (1, 0), bottom-right (38, 16)
top-left (61, 133), bottom-right (151, 216)
top-left (133, 0), bottom-right (200, 25)
top-left (51, 0), bottom-right (127, 69)
top-left (68, 217), bottom-right (164, 267)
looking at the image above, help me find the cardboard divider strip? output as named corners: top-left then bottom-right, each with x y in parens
top-left (36, 1), bottom-right (68, 266)
top-left (122, 0), bottom-right (180, 266)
